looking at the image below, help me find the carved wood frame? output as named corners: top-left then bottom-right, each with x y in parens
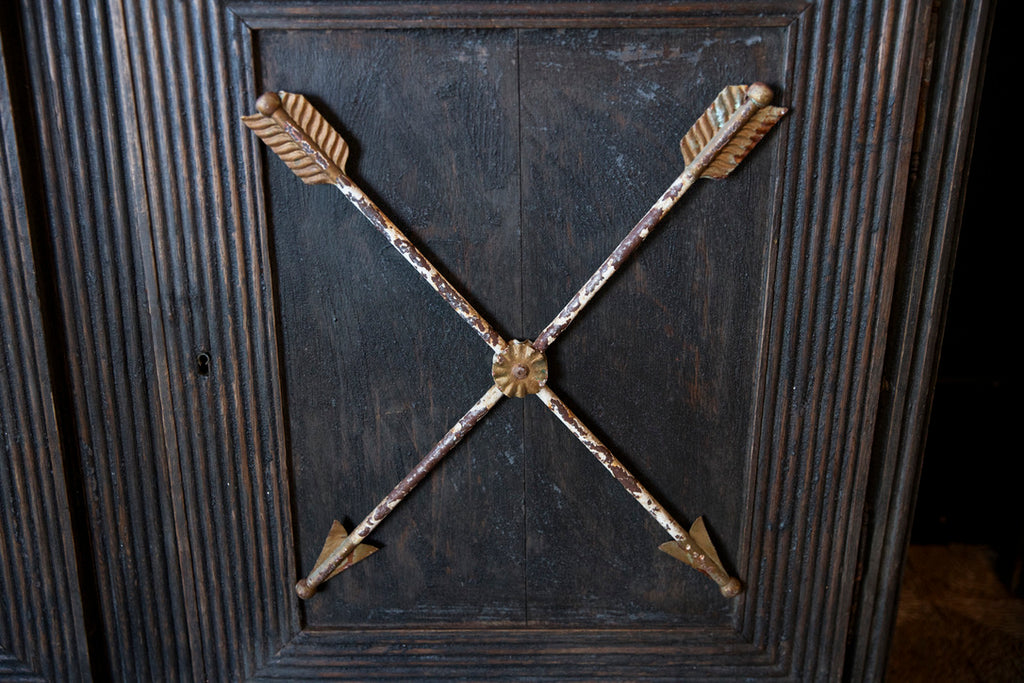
top-left (3, 0), bottom-right (991, 679)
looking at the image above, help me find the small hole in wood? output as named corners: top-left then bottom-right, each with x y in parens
top-left (196, 351), bottom-right (211, 376)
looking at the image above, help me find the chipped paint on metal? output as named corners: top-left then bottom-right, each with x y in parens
top-left (532, 85), bottom-right (777, 354)
top-left (298, 384), bottom-right (505, 596)
top-left (335, 175), bottom-right (507, 354)
top-left (536, 385), bottom-right (740, 595)
top-left (533, 172), bottom-right (691, 352)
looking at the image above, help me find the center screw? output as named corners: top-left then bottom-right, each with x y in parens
top-left (492, 341), bottom-right (548, 398)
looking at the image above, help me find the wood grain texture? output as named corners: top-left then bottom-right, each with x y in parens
top-left (0, 23), bottom-right (91, 682)
top-left (17, 0), bottom-right (216, 679)
top-left (116, 1), bottom-right (296, 678)
top-left (736, 2), bottom-right (935, 675)
top-left (257, 27), bottom-right (525, 625)
top-left (240, 1), bottom-right (937, 679)
top-left (229, 1), bottom-right (810, 29)
top-left (258, 627), bottom-right (773, 680)
top-left (1, 0), bottom-right (988, 680)
top-left (845, 1), bottom-right (995, 679)
top-left (517, 25), bottom-right (788, 624)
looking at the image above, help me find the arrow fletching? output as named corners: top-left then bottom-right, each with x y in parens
top-left (680, 84), bottom-right (787, 179)
top-left (242, 91), bottom-right (350, 185)
top-left (314, 520), bottom-right (378, 580)
top-left (658, 516), bottom-right (725, 572)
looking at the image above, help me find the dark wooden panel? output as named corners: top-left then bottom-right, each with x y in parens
top-left (14, 0), bottom-right (299, 678)
top-left (737, 2), bottom-right (933, 676)
top-left (230, 1), bottom-right (809, 29)
top-left (0, 21), bottom-right (91, 682)
top-left (257, 27), bottom-right (527, 626)
top-left (259, 627), bottom-right (773, 680)
top-left (2, 0), bottom-right (989, 679)
top-left (233, 1), bottom-right (938, 678)
top-left (517, 26), bottom-right (788, 625)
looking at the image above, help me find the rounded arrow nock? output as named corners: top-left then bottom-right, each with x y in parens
top-left (255, 91), bottom-right (283, 117)
top-left (745, 82), bottom-right (773, 107)
top-left (720, 577), bottom-right (742, 598)
top-left (295, 578), bottom-right (316, 599)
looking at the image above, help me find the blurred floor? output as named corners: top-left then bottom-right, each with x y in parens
top-left (886, 544), bottom-right (1024, 682)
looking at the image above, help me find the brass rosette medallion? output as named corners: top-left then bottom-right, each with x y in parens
top-left (492, 340), bottom-right (548, 398)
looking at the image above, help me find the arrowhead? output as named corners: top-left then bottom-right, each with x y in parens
top-left (687, 516), bottom-right (723, 568)
top-left (316, 520), bottom-right (378, 580)
top-left (658, 516), bottom-right (726, 573)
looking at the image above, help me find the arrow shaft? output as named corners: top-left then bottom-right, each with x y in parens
top-left (532, 89), bottom-right (768, 353)
top-left (256, 93), bottom-right (507, 355)
top-left (532, 172), bottom-right (694, 352)
top-left (333, 175), bottom-right (507, 354)
top-left (535, 385), bottom-right (737, 593)
top-left (297, 384), bottom-right (505, 597)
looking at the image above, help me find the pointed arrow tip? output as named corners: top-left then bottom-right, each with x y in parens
top-left (316, 520), bottom-right (379, 581)
top-left (658, 539), bottom-right (696, 568)
top-left (657, 517), bottom-right (725, 572)
top-left (688, 516), bottom-right (724, 568)
top-left (658, 536), bottom-right (742, 597)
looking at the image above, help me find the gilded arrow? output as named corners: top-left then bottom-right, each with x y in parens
top-left (528, 84), bottom-right (786, 596)
top-left (532, 83), bottom-right (786, 352)
top-left (243, 91), bottom-right (508, 355)
top-left (536, 385), bottom-right (741, 597)
top-left (295, 384), bottom-right (505, 599)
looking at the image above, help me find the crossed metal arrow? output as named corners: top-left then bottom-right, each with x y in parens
top-left (244, 82), bottom-right (786, 600)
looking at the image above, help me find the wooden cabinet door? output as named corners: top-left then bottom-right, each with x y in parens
top-left (262, 22), bottom-right (790, 628)
top-left (0, 26), bottom-right (91, 681)
top-left (5, 0), bottom-right (990, 679)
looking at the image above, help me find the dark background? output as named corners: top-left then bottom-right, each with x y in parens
top-left (910, 0), bottom-right (1021, 593)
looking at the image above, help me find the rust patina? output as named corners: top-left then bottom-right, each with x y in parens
top-left (245, 83), bottom-right (786, 600)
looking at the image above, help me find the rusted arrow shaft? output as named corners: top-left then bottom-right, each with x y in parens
top-left (531, 172), bottom-right (696, 353)
top-left (296, 384), bottom-right (505, 598)
top-left (535, 385), bottom-right (741, 597)
top-left (532, 84), bottom-right (772, 353)
top-left (332, 176), bottom-right (507, 354)
top-left (254, 92), bottom-right (507, 355)
top-left (247, 85), bottom-right (784, 600)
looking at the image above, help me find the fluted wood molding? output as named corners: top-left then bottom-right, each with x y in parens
top-left (844, 2), bottom-right (995, 679)
top-left (0, 24), bottom-right (91, 682)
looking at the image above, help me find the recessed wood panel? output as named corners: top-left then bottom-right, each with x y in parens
top-left (257, 23), bottom-right (789, 628)
top-left (517, 26), bottom-right (788, 624)
top-left (258, 27), bottom-right (526, 626)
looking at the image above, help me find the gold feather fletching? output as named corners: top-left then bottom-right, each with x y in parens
top-left (242, 91), bottom-right (350, 185)
top-left (680, 84), bottom-right (787, 179)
